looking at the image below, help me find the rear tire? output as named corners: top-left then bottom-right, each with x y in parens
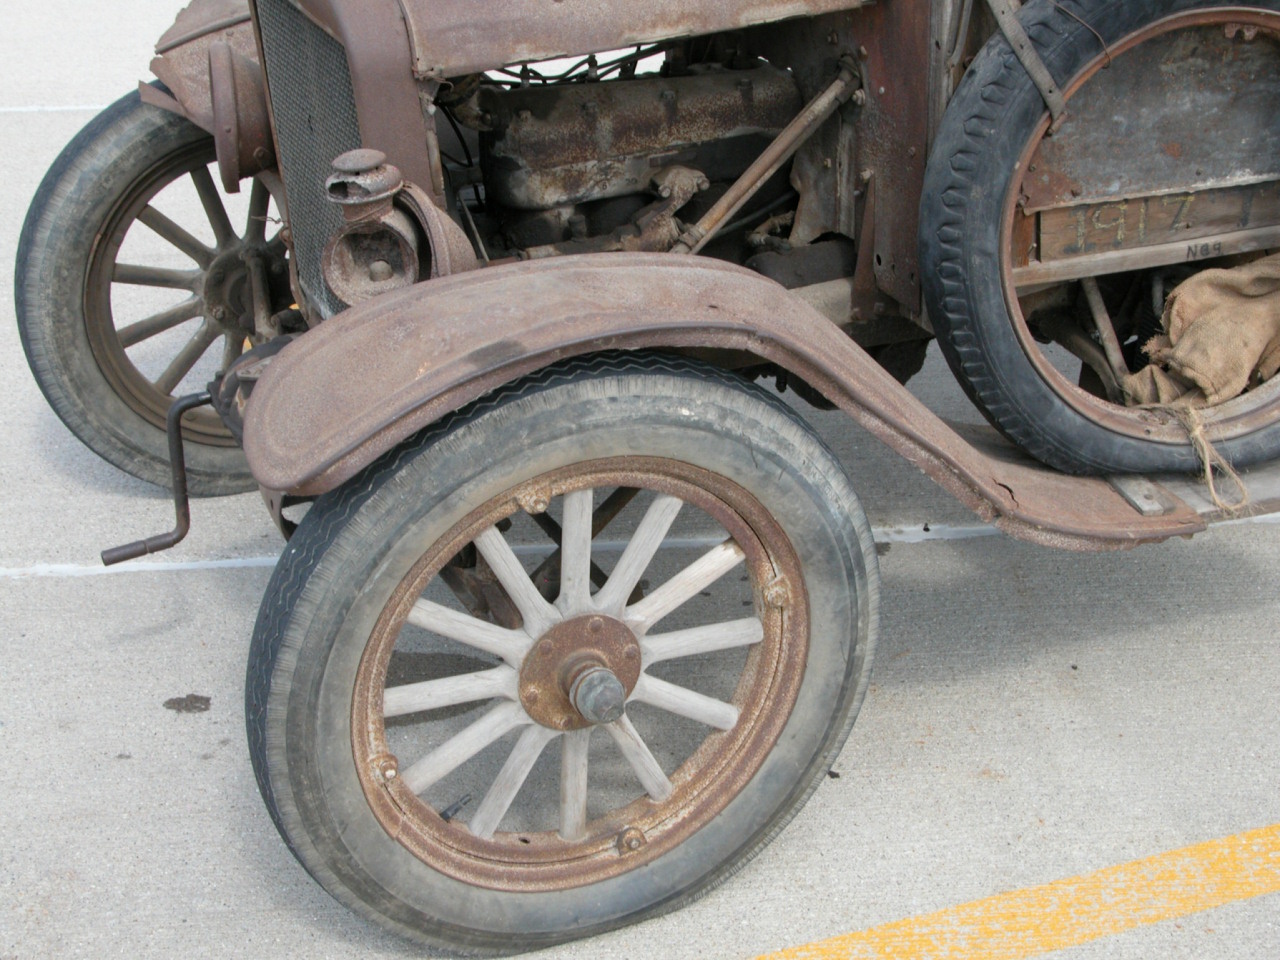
top-left (921, 0), bottom-right (1280, 474)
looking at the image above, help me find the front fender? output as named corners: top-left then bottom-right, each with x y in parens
top-left (144, 0), bottom-right (253, 132)
top-left (143, 1), bottom-right (271, 190)
top-left (243, 253), bottom-right (1205, 549)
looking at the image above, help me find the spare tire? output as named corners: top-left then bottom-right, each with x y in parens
top-left (920, 0), bottom-right (1280, 474)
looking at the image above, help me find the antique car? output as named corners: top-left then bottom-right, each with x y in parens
top-left (15, 0), bottom-right (1280, 950)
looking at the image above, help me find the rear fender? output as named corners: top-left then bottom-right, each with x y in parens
top-left (242, 253), bottom-right (1206, 550)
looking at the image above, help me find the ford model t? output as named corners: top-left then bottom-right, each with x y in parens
top-left (15, 0), bottom-right (1280, 950)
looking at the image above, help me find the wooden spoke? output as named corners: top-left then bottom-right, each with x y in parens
top-left (604, 714), bottom-right (673, 801)
top-left (559, 728), bottom-right (591, 841)
top-left (113, 263), bottom-right (199, 290)
top-left (116, 298), bottom-right (203, 348)
top-left (400, 701), bottom-right (528, 795)
top-left (220, 331), bottom-right (245, 373)
top-left (626, 541), bottom-right (745, 632)
top-left (629, 674), bottom-right (739, 731)
top-left (642, 618), bottom-right (764, 665)
top-left (154, 321), bottom-right (219, 395)
top-left (407, 599), bottom-right (531, 664)
top-left (474, 526), bottom-right (560, 637)
top-left (593, 495), bottom-right (683, 614)
top-left (190, 166), bottom-right (235, 246)
top-left (245, 178), bottom-right (271, 244)
top-left (136, 205), bottom-right (216, 266)
top-left (469, 725), bottom-right (559, 840)
top-left (557, 489), bottom-right (594, 613)
top-left (383, 666), bottom-right (518, 718)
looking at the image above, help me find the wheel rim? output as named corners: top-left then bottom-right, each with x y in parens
top-left (351, 457), bottom-right (808, 892)
top-left (1001, 9), bottom-right (1280, 446)
top-left (84, 139), bottom-right (287, 444)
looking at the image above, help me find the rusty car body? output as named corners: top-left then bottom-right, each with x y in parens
top-left (15, 0), bottom-right (1280, 950)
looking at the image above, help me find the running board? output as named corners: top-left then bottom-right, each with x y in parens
top-left (1111, 458), bottom-right (1280, 524)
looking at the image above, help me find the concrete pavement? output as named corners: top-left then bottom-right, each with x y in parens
top-left (2, 5), bottom-right (1277, 958)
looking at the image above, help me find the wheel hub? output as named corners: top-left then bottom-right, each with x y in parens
top-left (200, 245), bottom-right (254, 332)
top-left (518, 615), bottom-right (641, 731)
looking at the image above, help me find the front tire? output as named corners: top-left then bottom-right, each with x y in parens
top-left (16, 88), bottom-right (287, 495)
top-left (246, 354), bottom-right (878, 952)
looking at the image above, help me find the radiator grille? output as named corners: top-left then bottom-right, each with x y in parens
top-left (255, 0), bottom-right (361, 318)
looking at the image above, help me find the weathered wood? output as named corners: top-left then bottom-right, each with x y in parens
top-left (400, 701), bottom-right (529, 795)
top-left (469, 725), bottom-right (558, 840)
top-left (1038, 180), bottom-right (1280, 263)
top-left (605, 715), bottom-right (673, 802)
top-left (593, 495), bottom-right (683, 615)
top-left (383, 666), bottom-right (517, 718)
top-left (1013, 223), bottom-right (1280, 288)
top-left (625, 541), bottom-right (746, 632)
top-left (630, 674), bottom-right (740, 731)
top-left (407, 599), bottom-right (530, 664)
top-left (559, 729), bottom-right (591, 842)
top-left (642, 618), bottom-right (764, 665)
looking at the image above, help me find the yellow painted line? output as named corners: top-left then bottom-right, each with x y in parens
top-left (756, 823), bottom-right (1280, 960)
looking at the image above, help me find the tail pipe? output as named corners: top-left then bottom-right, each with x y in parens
top-left (101, 391), bottom-right (213, 566)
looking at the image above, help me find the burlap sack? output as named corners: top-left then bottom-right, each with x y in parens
top-left (1124, 252), bottom-right (1280, 406)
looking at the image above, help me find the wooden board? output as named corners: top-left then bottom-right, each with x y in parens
top-left (1038, 179), bottom-right (1280, 263)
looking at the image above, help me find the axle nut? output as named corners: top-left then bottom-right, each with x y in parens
top-left (568, 664), bottom-right (626, 725)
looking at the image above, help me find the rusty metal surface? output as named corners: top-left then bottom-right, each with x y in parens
top-left (744, 11), bottom-right (865, 244)
top-left (522, 167), bottom-right (708, 258)
top-left (403, 183), bottom-right (481, 275)
top-left (149, 16), bottom-right (260, 133)
top-left (674, 56), bottom-right (860, 254)
top-left (483, 65), bottom-right (802, 210)
top-left (322, 173), bottom-right (481, 305)
top-left (853, 0), bottom-right (933, 315)
top-left (389, 0), bottom-right (873, 78)
top-left (517, 616), bottom-right (642, 732)
top-left (209, 40), bottom-right (274, 191)
top-left (291, 0), bottom-right (438, 200)
top-left (1023, 16), bottom-right (1280, 212)
top-left (156, 0), bottom-right (251, 54)
top-left (242, 253), bottom-right (1207, 549)
top-left (350, 458), bottom-right (806, 890)
top-left (1002, 11), bottom-right (1280, 449)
